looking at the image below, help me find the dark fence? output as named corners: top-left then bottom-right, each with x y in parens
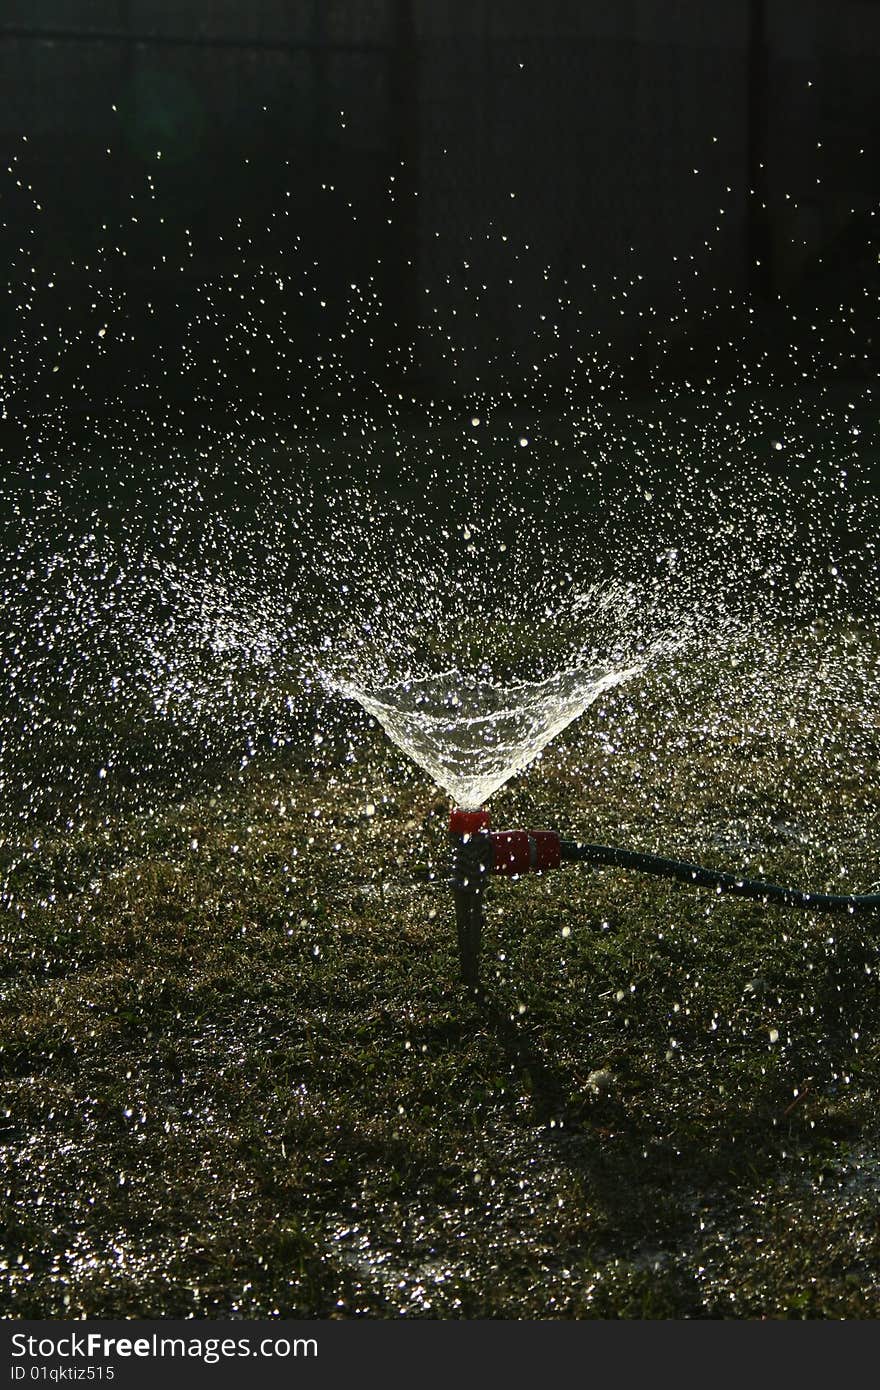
top-left (0, 0), bottom-right (877, 398)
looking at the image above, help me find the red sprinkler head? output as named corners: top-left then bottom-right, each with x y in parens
top-left (448, 808), bottom-right (491, 837)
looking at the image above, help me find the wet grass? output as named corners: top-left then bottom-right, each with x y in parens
top-left (2, 639), bottom-right (880, 1318)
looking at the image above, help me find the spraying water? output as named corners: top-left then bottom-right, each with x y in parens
top-left (332, 663), bottom-right (642, 809)
top-left (0, 97), bottom-right (876, 840)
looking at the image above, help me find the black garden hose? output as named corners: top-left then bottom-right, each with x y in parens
top-left (558, 840), bottom-right (880, 914)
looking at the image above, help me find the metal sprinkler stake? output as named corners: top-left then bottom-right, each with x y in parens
top-left (448, 808), bottom-right (561, 987)
top-left (448, 809), bottom-right (492, 987)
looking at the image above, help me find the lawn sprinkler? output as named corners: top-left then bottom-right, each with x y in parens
top-left (448, 806), bottom-right (880, 990)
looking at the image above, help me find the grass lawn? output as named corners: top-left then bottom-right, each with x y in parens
top-left (2, 632), bottom-right (880, 1318)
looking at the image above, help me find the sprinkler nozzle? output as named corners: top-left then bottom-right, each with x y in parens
top-left (448, 808), bottom-right (491, 837)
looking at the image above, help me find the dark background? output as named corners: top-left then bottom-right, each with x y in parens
top-left (1, 0), bottom-right (878, 413)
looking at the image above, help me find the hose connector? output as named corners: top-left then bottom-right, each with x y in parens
top-left (489, 828), bottom-right (561, 876)
top-left (447, 809), bottom-right (562, 877)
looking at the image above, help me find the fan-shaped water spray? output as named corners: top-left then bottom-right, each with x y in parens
top-left (331, 662), bottom-right (643, 810)
top-left (0, 58), bottom-right (875, 974)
